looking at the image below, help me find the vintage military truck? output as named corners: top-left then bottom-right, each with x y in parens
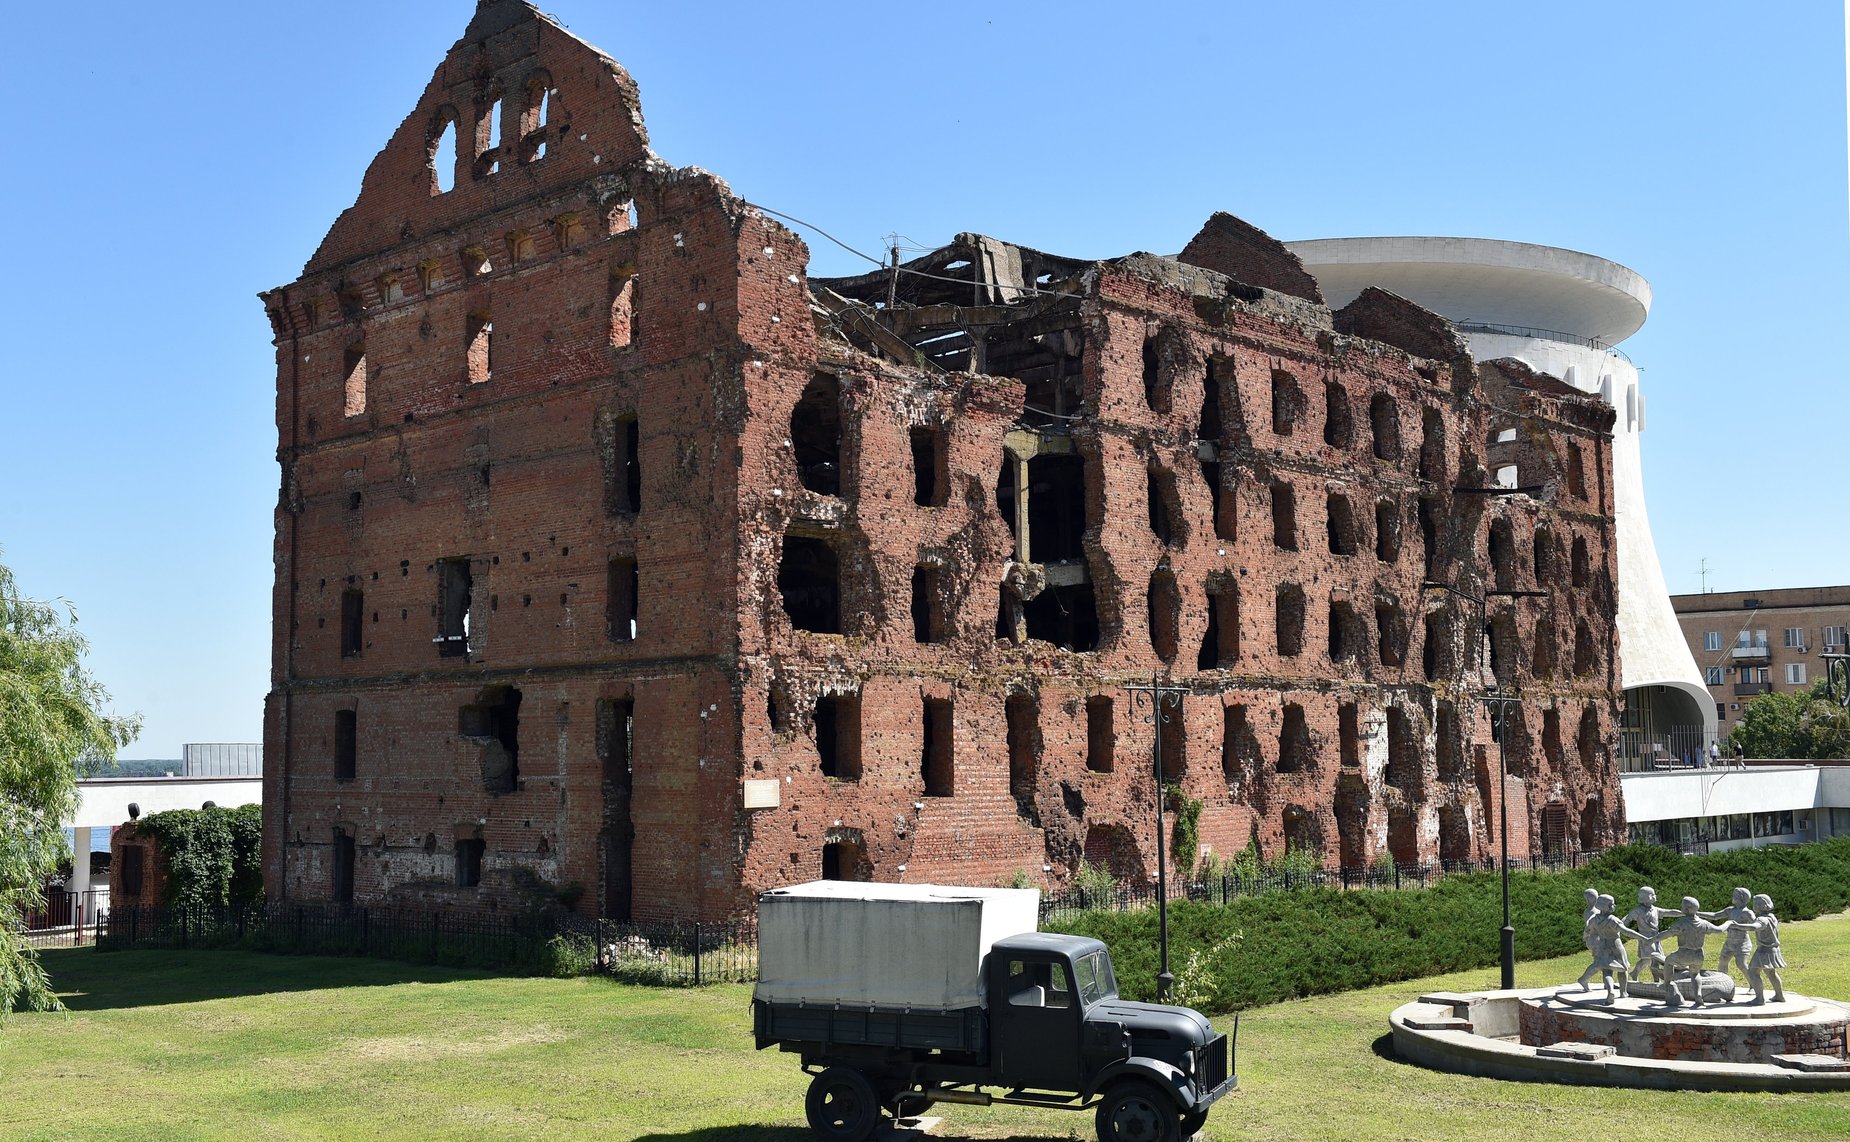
top-left (753, 881), bottom-right (1237, 1142)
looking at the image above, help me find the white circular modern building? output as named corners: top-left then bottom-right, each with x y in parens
top-left (1287, 237), bottom-right (1713, 767)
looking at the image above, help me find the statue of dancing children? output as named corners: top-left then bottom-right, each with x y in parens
top-left (1725, 894), bottom-right (1787, 1005)
top-left (1576, 894), bottom-right (1648, 1000)
top-left (1707, 887), bottom-right (1756, 981)
top-left (1661, 897), bottom-right (1729, 1006)
top-left (1623, 886), bottom-right (1678, 984)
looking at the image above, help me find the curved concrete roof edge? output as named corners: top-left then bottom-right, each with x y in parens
top-left (1285, 237), bottom-right (1653, 339)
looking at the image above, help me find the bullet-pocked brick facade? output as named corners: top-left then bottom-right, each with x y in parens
top-left (261, 0), bottom-right (1626, 922)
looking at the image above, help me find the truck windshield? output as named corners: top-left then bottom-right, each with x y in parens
top-left (1073, 950), bottom-right (1118, 1004)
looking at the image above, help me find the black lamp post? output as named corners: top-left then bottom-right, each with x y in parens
top-left (1423, 580), bottom-right (1547, 991)
top-left (1128, 673), bottom-right (1188, 1000)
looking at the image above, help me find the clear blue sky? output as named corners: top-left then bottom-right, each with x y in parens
top-left (1, 1), bottom-right (1843, 758)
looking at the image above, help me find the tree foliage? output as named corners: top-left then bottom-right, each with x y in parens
top-left (1, 554), bottom-right (139, 1016)
top-left (1730, 681), bottom-right (1850, 760)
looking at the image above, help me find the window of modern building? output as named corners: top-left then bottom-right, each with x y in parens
top-left (1786, 663), bottom-right (1808, 685)
top-left (1703, 631), bottom-right (1721, 652)
top-left (1825, 625), bottom-right (1847, 647)
top-left (1784, 627), bottom-right (1806, 648)
top-left (1705, 667), bottom-right (1723, 686)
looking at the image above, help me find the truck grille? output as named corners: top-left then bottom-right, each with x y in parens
top-left (1198, 1032), bottom-right (1230, 1090)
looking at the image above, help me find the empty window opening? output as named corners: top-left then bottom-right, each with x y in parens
top-left (792, 372), bottom-right (843, 495)
top-left (338, 286), bottom-right (364, 320)
top-left (1375, 499), bottom-right (1401, 562)
top-left (1274, 583), bottom-right (1306, 657)
top-left (340, 589), bottom-right (364, 658)
top-left (1335, 777), bottom-right (1369, 867)
top-left (1419, 407), bottom-right (1445, 481)
top-left (1277, 703), bottom-right (1312, 774)
top-left (597, 697), bottom-right (635, 921)
top-left (1271, 482), bottom-right (1297, 550)
top-left (1141, 335), bottom-right (1169, 412)
top-left (1532, 618), bottom-right (1558, 679)
top-left (1023, 582), bottom-right (1099, 651)
top-left (1200, 460), bottom-right (1223, 537)
top-left (1501, 708), bottom-right (1531, 779)
top-left (1566, 441), bottom-right (1587, 499)
top-left (1488, 614), bottom-right (1517, 683)
top-left (429, 111), bottom-right (458, 194)
top-left (1197, 362), bottom-right (1224, 441)
top-left (921, 696), bottom-right (954, 796)
top-left (1576, 703), bottom-right (1605, 773)
top-left (1326, 493), bottom-right (1358, 556)
top-left (910, 426), bottom-right (946, 506)
top-left (1387, 808), bottom-right (1419, 866)
top-left (418, 258), bottom-right (444, 293)
top-left (523, 76), bottom-right (551, 161)
top-left (1376, 599), bottom-right (1406, 667)
top-left (342, 343), bottom-right (367, 418)
top-left (437, 557), bottom-right (472, 657)
top-left (1209, 463), bottom-right (1237, 541)
top-left (910, 565), bottom-right (944, 643)
top-left (332, 830), bottom-right (355, 905)
top-left (455, 838), bottom-right (485, 887)
top-left (1436, 705), bottom-right (1466, 782)
top-left (1386, 707), bottom-right (1421, 794)
top-left (1338, 703), bottom-right (1360, 767)
top-left (778, 534), bottom-right (841, 634)
top-left (609, 267), bottom-right (636, 348)
top-left (1370, 393), bottom-right (1402, 462)
top-left (1579, 796), bottom-right (1604, 853)
top-left (1533, 530), bottom-right (1554, 584)
top-left (1147, 466), bottom-right (1182, 547)
top-left (1282, 805), bottom-right (1321, 858)
top-left (1328, 598), bottom-right (1363, 664)
top-left (598, 413), bottom-right (642, 515)
top-left (1574, 618), bottom-right (1597, 677)
top-left (1543, 708), bottom-right (1564, 769)
top-left (1147, 569), bottom-right (1180, 662)
top-left (1418, 496), bottom-right (1439, 577)
top-left (1571, 536), bottom-right (1590, 588)
top-left (1006, 694), bottom-right (1041, 822)
top-left (1222, 703), bottom-right (1260, 789)
top-left (1488, 519), bottom-right (1516, 591)
top-left (1270, 369), bottom-right (1302, 435)
top-left (462, 245), bottom-right (492, 277)
top-left (1323, 380), bottom-right (1354, 448)
top-left (460, 685), bottom-right (522, 795)
top-left (995, 453), bottom-right (1090, 564)
top-left (1087, 696), bottom-right (1114, 772)
top-left (479, 88), bottom-right (506, 175)
top-left (821, 835), bottom-right (871, 882)
top-left (814, 694), bottom-right (862, 780)
top-left (334, 709), bottom-right (357, 782)
top-left (1438, 805), bottom-right (1471, 866)
top-left (466, 313), bottom-right (493, 383)
top-left (1199, 578), bottom-right (1239, 669)
top-left (606, 556), bottom-right (638, 641)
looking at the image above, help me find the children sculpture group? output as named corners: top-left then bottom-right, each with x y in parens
top-left (1577, 886), bottom-right (1785, 1006)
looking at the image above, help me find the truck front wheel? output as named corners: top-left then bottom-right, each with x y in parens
top-left (1095, 1079), bottom-right (1182, 1142)
top-left (805, 1066), bottom-right (879, 1142)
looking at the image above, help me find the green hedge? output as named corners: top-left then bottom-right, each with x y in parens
top-left (1049, 840), bottom-right (1850, 1013)
top-left (133, 803), bottom-right (264, 911)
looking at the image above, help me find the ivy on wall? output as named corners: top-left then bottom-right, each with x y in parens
top-left (135, 803), bottom-right (264, 911)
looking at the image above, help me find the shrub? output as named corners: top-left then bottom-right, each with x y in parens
top-left (541, 934), bottom-right (597, 979)
top-left (1050, 839), bottom-right (1850, 1014)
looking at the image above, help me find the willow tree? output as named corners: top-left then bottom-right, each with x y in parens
top-left (1, 554), bottom-right (138, 1016)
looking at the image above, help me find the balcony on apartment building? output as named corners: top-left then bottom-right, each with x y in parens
top-left (1734, 681), bottom-right (1774, 696)
top-left (1731, 643), bottom-right (1771, 663)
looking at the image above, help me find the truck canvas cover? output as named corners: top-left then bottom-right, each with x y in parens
top-left (755, 881), bottom-right (1040, 1010)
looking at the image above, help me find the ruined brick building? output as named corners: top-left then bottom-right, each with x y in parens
top-left (260, 0), bottom-right (1625, 921)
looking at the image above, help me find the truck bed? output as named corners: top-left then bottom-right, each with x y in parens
top-left (754, 997), bottom-right (985, 1055)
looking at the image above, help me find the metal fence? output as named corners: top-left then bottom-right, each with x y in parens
top-left (19, 888), bottom-right (109, 949)
top-left (560, 915), bottom-right (760, 985)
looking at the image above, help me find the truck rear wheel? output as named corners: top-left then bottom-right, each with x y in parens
top-left (805, 1066), bottom-right (879, 1142)
top-left (1095, 1079), bottom-right (1182, 1142)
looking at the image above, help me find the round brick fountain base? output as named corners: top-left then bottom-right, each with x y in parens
top-left (1519, 989), bottom-right (1848, 1063)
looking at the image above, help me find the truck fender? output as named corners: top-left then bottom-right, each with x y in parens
top-left (1084, 1058), bottom-right (1196, 1110)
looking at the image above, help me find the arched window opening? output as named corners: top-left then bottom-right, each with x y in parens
top-left (523, 75), bottom-right (553, 162)
top-left (1326, 493), bottom-right (1358, 556)
top-left (428, 110), bottom-right (458, 195)
top-left (342, 342), bottom-right (367, 418)
top-left (1375, 499), bottom-right (1401, 562)
top-left (791, 372), bottom-right (842, 495)
top-left (1147, 570), bottom-right (1179, 662)
top-left (1277, 703), bottom-right (1312, 773)
top-left (466, 313), bottom-right (493, 384)
top-left (1419, 407), bottom-right (1445, 481)
top-left (1323, 380), bottom-right (1353, 448)
top-left (1571, 536), bottom-right (1590, 588)
top-left (1488, 519), bottom-right (1516, 591)
top-left (1371, 393), bottom-right (1401, 462)
top-left (1271, 369), bottom-right (1302, 435)
top-left (1274, 583), bottom-right (1306, 657)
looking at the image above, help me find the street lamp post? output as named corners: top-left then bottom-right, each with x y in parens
top-left (1422, 580), bottom-right (1547, 991)
top-left (1127, 673), bottom-right (1188, 1001)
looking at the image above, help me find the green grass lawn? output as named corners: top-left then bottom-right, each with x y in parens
top-left (6, 915), bottom-right (1850, 1140)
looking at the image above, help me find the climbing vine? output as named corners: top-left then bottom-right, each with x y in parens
top-left (135, 803), bottom-right (264, 911)
top-left (1165, 783), bottom-right (1203, 873)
